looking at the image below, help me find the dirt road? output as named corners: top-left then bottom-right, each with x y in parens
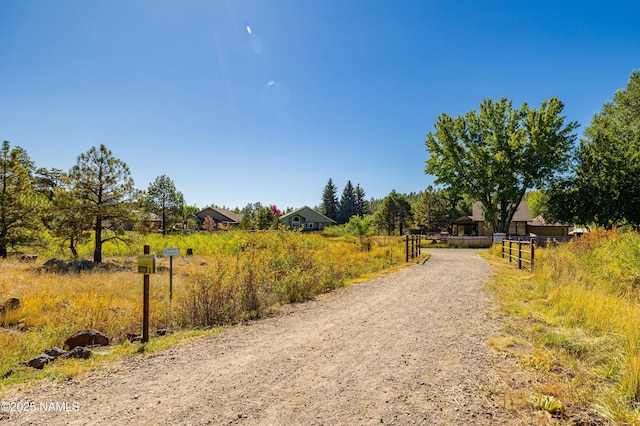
top-left (1, 249), bottom-right (520, 425)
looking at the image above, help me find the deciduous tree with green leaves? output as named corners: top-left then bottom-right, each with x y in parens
top-left (526, 189), bottom-right (550, 219)
top-left (425, 97), bottom-right (577, 234)
top-left (0, 141), bottom-right (45, 257)
top-left (182, 204), bottom-right (200, 230)
top-left (346, 214), bottom-right (373, 249)
top-left (550, 71), bottom-right (640, 229)
top-left (68, 145), bottom-right (136, 263)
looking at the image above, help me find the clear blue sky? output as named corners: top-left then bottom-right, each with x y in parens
top-left (1, 1), bottom-right (639, 210)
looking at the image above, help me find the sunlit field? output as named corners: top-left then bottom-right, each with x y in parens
top-left (0, 230), bottom-right (412, 386)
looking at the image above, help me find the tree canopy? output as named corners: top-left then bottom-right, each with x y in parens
top-left (413, 186), bottom-right (453, 233)
top-left (145, 175), bottom-right (184, 235)
top-left (548, 71), bottom-right (640, 229)
top-left (374, 190), bottom-right (412, 235)
top-left (426, 97), bottom-right (578, 233)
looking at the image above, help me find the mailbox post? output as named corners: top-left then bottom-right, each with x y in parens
top-left (138, 245), bottom-right (156, 343)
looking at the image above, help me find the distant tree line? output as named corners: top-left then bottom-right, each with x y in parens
top-left (236, 203), bottom-right (284, 231)
top-left (318, 178), bottom-right (471, 236)
top-left (319, 178), bottom-right (370, 224)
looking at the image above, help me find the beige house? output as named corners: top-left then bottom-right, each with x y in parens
top-left (452, 201), bottom-right (572, 237)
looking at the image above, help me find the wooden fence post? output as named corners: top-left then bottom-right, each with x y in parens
top-left (531, 243), bottom-right (535, 271)
top-left (518, 239), bottom-right (522, 270)
top-left (408, 235), bottom-right (416, 260)
top-left (142, 244), bottom-right (150, 343)
top-left (405, 234), bottom-right (409, 262)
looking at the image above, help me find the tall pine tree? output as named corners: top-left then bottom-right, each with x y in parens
top-left (374, 190), bottom-right (413, 235)
top-left (321, 178), bottom-right (339, 221)
top-left (355, 183), bottom-right (370, 217)
top-left (338, 180), bottom-right (357, 224)
top-left (68, 145), bottom-right (136, 263)
top-left (145, 175), bottom-right (184, 235)
top-left (0, 141), bottom-right (44, 257)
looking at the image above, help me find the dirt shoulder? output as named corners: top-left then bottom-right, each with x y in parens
top-left (1, 249), bottom-right (525, 425)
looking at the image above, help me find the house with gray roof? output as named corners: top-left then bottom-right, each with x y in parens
top-left (194, 207), bottom-right (244, 230)
top-left (280, 206), bottom-right (336, 231)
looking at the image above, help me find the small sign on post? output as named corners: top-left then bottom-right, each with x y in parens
top-left (137, 254), bottom-right (156, 274)
top-left (163, 247), bottom-right (180, 257)
top-left (139, 245), bottom-right (153, 343)
top-left (163, 248), bottom-right (180, 301)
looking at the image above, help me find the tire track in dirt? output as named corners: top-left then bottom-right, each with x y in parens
top-left (1, 249), bottom-right (520, 425)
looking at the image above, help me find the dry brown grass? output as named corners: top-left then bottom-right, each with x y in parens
top-left (0, 231), bottom-right (422, 389)
top-left (485, 230), bottom-right (640, 424)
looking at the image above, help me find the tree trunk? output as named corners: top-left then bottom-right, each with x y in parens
top-left (162, 209), bottom-right (167, 236)
top-left (70, 236), bottom-right (79, 259)
top-left (93, 216), bottom-right (103, 263)
top-left (0, 227), bottom-right (6, 258)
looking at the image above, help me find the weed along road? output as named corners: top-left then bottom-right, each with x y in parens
top-left (1, 249), bottom-right (518, 425)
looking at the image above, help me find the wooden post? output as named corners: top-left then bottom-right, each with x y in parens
top-left (169, 255), bottom-right (173, 301)
top-left (413, 236), bottom-right (417, 259)
top-left (531, 242), bottom-right (535, 271)
top-left (518, 239), bottom-right (522, 270)
top-left (502, 239), bottom-right (505, 258)
top-left (142, 244), bottom-right (150, 343)
top-left (405, 234), bottom-right (409, 262)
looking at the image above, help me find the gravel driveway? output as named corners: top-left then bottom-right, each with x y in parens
top-left (1, 249), bottom-right (521, 425)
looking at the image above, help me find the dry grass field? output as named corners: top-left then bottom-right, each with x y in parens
top-left (486, 229), bottom-right (640, 424)
top-left (0, 231), bottom-right (412, 387)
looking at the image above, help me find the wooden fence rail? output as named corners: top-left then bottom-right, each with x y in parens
top-left (501, 238), bottom-right (535, 271)
top-left (406, 235), bottom-right (422, 262)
